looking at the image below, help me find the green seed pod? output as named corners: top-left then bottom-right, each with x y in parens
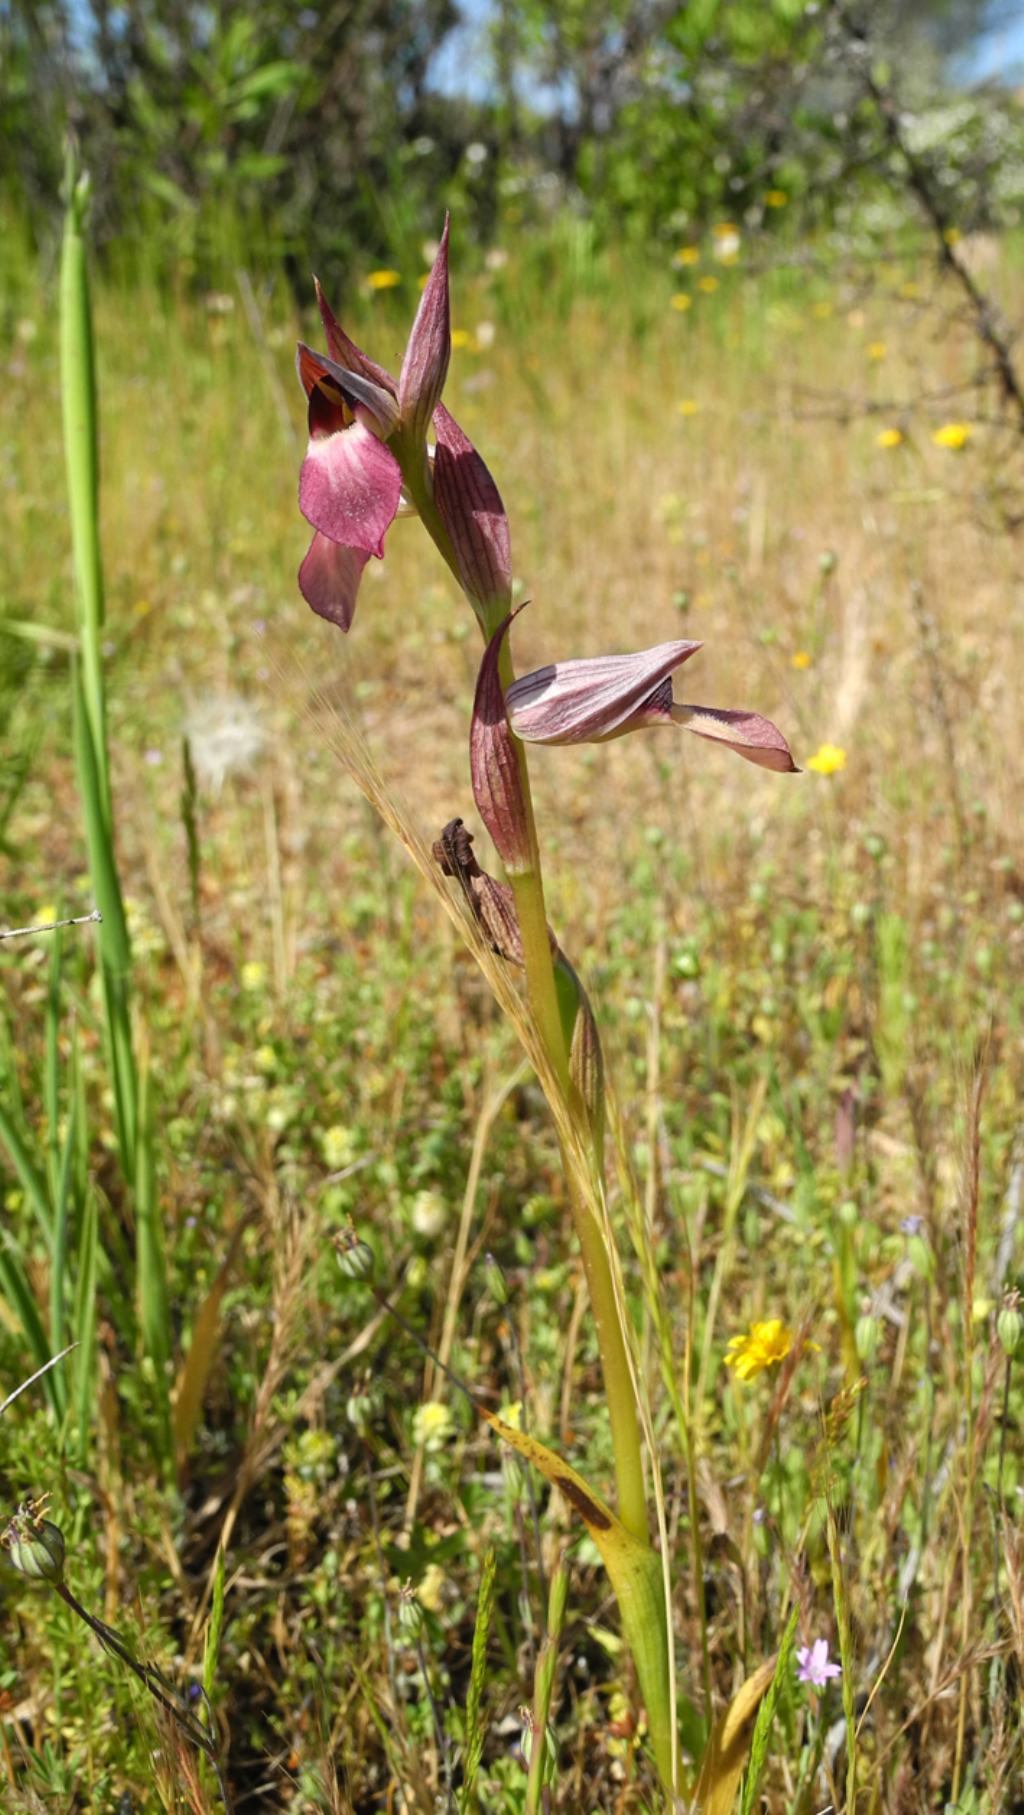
top-left (2, 1503), bottom-right (66, 1584)
top-left (397, 1584), bottom-right (424, 1638)
top-left (336, 1234), bottom-right (373, 1280)
top-left (997, 1302), bottom-right (1022, 1359)
top-left (484, 1252), bottom-right (509, 1307)
top-left (855, 1312), bottom-right (881, 1363)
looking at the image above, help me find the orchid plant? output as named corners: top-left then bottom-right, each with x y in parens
top-left (297, 218), bottom-right (797, 1804)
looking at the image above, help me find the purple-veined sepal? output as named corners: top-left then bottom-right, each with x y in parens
top-left (399, 216), bottom-right (451, 442)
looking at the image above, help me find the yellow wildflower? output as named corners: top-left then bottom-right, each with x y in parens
top-left (932, 422), bottom-right (972, 450)
top-left (806, 743), bottom-right (847, 775)
top-left (241, 960), bottom-right (266, 991)
top-left (322, 1124), bottom-right (357, 1170)
top-left (876, 427), bottom-right (903, 448)
top-left (450, 327), bottom-right (474, 350)
top-left (725, 1318), bottom-right (794, 1381)
top-left (765, 189), bottom-right (788, 208)
top-left (791, 649), bottom-right (812, 670)
top-left (367, 268), bottom-right (402, 290)
top-left (677, 398), bottom-right (701, 417)
top-left (413, 1400), bottom-right (454, 1451)
top-left (673, 246), bottom-right (700, 266)
top-left (698, 275), bottom-right (719, 293)
top-left (867, 340), bottom-right (887, 361)
top-left (670, 292), bottom-right (692, 312)
top-left (943, 226), bottom-right (961, 246)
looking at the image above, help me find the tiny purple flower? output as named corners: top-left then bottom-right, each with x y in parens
top-left (796, 1639), bottom-right (842, 1687)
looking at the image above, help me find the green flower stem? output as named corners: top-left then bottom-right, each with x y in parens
top-left (399, 432), bottom-right (647, 1544)
top-left (60, 149), bottom-right (109, 826)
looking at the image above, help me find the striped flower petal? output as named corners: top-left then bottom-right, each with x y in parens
top-left (298, 418), bottom-right (403, 558)
top-left (671, 704), bottom-right (799, 772)
top-left (506, 642), bottom-right (702, 744)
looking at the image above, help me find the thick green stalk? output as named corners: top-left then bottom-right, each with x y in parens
top-left (60, 150), bottom-right (109, 825)
top-left (399, 434), bottom-right (648, 1540)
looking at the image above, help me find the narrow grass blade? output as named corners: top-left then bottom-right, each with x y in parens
top-left (202, 1548), bottom-right (227, 1702)
top-left (460, 1546), bottom-right (496, 1807)
top-left (0, 1101), bottom-right (54, 1256)
top-left (61, 145), bottom-right (109, 820)
top-left (71, 1184), bottom-right (100, 1462)
top-left (739, 1608), bottom-right (798, 1815)
top-left (49, 1099), bottom-right (77, 1399)
top-left (135, 1044), bottom-right (171, 1461)
top-left (0, 1235), bottom-right (57, 1408)
top-left (694, 1657), bottom-right (778, 1814)
top-left (72, 670), bottom-right (137, 1180)
top-left (44, 915), bottom-right (63, 1201)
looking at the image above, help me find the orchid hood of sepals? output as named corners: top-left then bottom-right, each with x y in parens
top-left (398, 215), bottom-right (451, 441)
top-left (471, 611), bottom-right (532, 873)
top-left (505, 641), bottom-right (799, 773)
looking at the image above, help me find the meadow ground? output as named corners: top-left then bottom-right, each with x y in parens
top-left (1, 227), bottom-right (1023, 1811)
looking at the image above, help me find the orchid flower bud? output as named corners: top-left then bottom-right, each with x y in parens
top-left (398, 216), bottom-right (451, 442)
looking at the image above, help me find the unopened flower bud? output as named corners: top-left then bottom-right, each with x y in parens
top-left (855, 1312), bottom-right (880, 1363)
top-left (2, 1501), bottom-right (66, 1584)
top-left (346, 1390), bottom-right (373, 1431)
top-left (336, 1230), bottom-right (373, 1280)
top-left (997, 1298), bottom-right (1022, 1359)
top-left (397, 1580), bottom-right (424, 1637)
top-left (484, 1252), bottom-right (509, 1307)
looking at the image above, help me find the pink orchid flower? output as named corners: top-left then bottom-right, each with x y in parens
top-left (296, 219), bottom-right (453, 630)
top-left (296, 219), bottom-right (512, 633)
top-left (504, 638), bottom-right (798, 772)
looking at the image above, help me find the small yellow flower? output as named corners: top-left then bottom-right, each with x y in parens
top-left (765, 189), bottom-right (788, 208)
top-left (417, 1562), bottom-right (445, 1612)
top-left (876, 427), bottom-right (903, 448)
top-left (413, 1400), bottom-right (454, 1451)
top-left (367, 268), bottom-right (402, 291)
top-left (677, 398), bottom-right (701, 417)
top-left (450, 327), bottom-right (474, 350)
top-left (812, 301), bottom-right (833, 320)
top-left (698, 275), bottom-right (719, 293)
top-left (867, 340), bottom-right (887, 361)
top-left (254, 1044), bottom-right (277, 1075)
top-left (791, 649), bottom-right (812, 670)
top-left (673, 246), bottom-right (700, 266)
top-left (806, 743), bottom-right (847, 775)
top-left (241, 960), bottom-right (266, 991)
top-left (322, 1124), bottom-right (357, 1170)
top-left (943, 226), bottom-right (961, 246)
top-left (725, 1318), bottom-right (794, 1381)
top-left (932, 422), bottom-right (972, 450)
top-left (670, 292), bottom-right (692, 312)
